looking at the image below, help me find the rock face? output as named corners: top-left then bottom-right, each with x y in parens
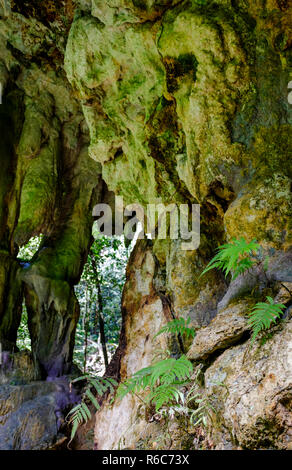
top-left (0, 381), bottom-right (65, 450)
top-left (0, 2), bottom-right (109, 377)
top-left (0, 0), bottom-right (292, 451)
top-left (0, 351), bottom-right (79, 450)
top-left (93, 240), bottom-right (177, 450)
top-left (64, 0), bottom-right (292, 450)
top-left (204, 316), bottom-right (292, 449)
top-left (187, 301), bottom-right (251, 362)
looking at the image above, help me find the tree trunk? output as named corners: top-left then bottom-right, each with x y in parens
top-left (90, 252), bottom-right (109, 368)
top-left (83, 284), bottom-right (89, 374)
top-left (97, 283), bottom-right (109, 368)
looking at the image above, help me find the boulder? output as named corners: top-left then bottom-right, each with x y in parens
top-left (204, 318), bottom-right (292, 449)
top-left (187, 301), bottom-right (251, 362)
top-left (0, 377), bottom-right (78, 450)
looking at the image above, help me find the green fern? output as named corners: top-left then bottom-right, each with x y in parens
top-left (157, 380), bottom-right (221, 429)
top-left (154, 317), bottom-right (195, 340)
top-left (248, 296), bottom-right (285, 344)
top-left (117, 316), bottom-right (195, 411)
top-left (147, 384), bottom-right (185, 411)
top-left (200, 237), bottom-right (260, 280)
top-left (67, 375), bottom-right (118, 442)
top-left (189, 395), bottom-right (216, 428)
top-left (117, 355), bottom-right (193, 411)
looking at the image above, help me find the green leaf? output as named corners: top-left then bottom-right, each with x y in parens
top-left (154, 317), bottom-right (195, 340)
top-left (117, 355), bottom-right (193, 411)
top-left (200, 238), bottom-right (260, 280)
top-left (81, 402), bottom-right (92, 420)
top-left (248, 296), bottom-right (285, 344)
top-left (71, 419), bottom-right (79, 441)
top-left (86, 389), bottom-right (100, 411)
top-left (79, 404), bottom-right (89, 422)
top-left (263, 256), bottom-right (270, 272)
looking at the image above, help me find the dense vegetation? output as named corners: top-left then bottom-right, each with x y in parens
top-left (17, 230), bottom-right (130, 374)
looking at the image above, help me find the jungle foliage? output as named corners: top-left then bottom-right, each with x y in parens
top-left (17, 233), bottom-right (129, 374)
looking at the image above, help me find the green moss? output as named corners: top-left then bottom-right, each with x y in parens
top-left (251, 125), bottom-right (292, 178)
top-left (164, 53), bottom-right (198, 94)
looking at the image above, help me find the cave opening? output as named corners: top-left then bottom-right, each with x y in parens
top-left (73, 232), bottom-right (130, 376)
top-left (15, 232), bottom-right (131, 377)
top-left (16, 235), bottom-right (43, 351)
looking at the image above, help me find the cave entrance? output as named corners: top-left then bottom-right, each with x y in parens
top-left (17, 235), bottom-right (43, 351)
top-left (15, 232), bottom-right (131, 377)
top-left (73, 233), bottom-right (130, 376)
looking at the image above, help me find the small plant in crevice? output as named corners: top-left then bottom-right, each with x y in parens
top-left (152, 374), bottom-right (227, 451)
top-left (200, 237), bottom-right (260, 281)
top-left (154, 317), bottom-right (195, 342)
top-left (116, 317), bottom-right (196, 414)
top-left (200, 238), bottom-right (291, 345)
top-left (117, 354), bottom-right (193, 412)
top-left (66, 375), bottom-right (118, 444)
top-left (115, 321), bottom-right (226, 449)
top-left (116, 319), bottom-right (220, 436)
top-left (259, 331), bottom-right (274, 346)
top-left (157, 381), bottom-right (218, 430)
top-left (248, 296), bottom-right (286, 344)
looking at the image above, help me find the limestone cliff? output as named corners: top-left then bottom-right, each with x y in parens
top-left (64, 0), bottom-right (292, 450)
top-left (0, 1), bottom-right (106, 378)
top-left (0, 0), bottom-right (291, 450)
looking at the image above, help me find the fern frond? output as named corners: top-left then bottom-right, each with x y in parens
top-left (102, 377), bottom-right (118, 393)
top-left (147, 384), bottom-right (184, 411)
top-left (81, 402), bottom-right (92, 420)
top-left (69, 406), bottom-right (84, 441)
top-left (68, 402), bottom-right (91, 441)
top-left (85, 389), bottom-right (100, 410)
top-left (152, 347), bottom-right (171, 362)
top-left (71, 374), bottom-right (92, 383)
top-left (116, 365), bottom-right (154, 400)
top-left (189, 397), bottom-right (216, 428)
top-left (200, 238), bottom-right (260, 280)
top-left (67, 375), bottom-right (117, 442)
top-left (263, 255), bottom-right (270, 272)
top-left (248, 296), bottom-right (285, 344)
top-left (154, 317), bottom-right (195, 340)
top-left (149, 355), bottom-right (193, 387)
top-left (159, 404), bottom-right (191, 420)
top-left (117, 355), bottom-right (193, 411)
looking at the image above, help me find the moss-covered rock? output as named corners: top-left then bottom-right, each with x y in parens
top-left (64, 0), bottom-right (292, 450)
top-left (0, 6), bottom-right (104, 376)
top-left (1, 0), bottom-right (292, 451)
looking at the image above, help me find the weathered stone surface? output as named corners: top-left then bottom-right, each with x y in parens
top-left (0, 350), bottom-right (36, 385)
top-left (0, 378), bottom-right (77, 450)
top-left (62, 0), bottom-right (292, 451)
top-left (275, 283), bottom-right (292, 304)
top-left (65, 0), bottom-right (252, 205)
top-left (266, 250), bottom-right (292, 283)
top-left (224, 175), bottom-right (292, 250)
top-left (218, 250), bottom-right (292, 311)
top-left (187, 301), bottom-right (251, 362)
top-left (0, 349), bottom-right (80, 449)
top-left (165, 239), bottom-right (228, 329)
top-left (0, 6), bottom-right (106, 377)
top-left (204, 318), bottom-right (292, 449)
top-left (0, 254), bottom-right (23, 351)
top-left (93, 240), bottom-right (181, 449)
